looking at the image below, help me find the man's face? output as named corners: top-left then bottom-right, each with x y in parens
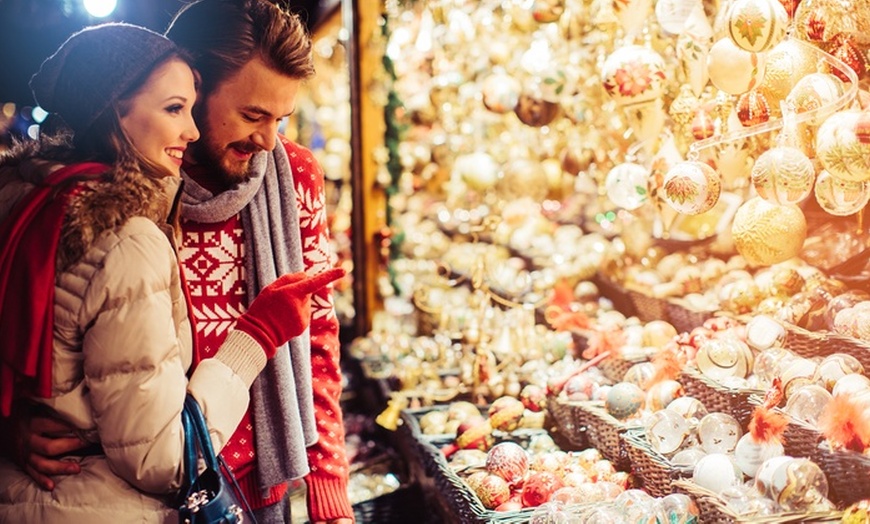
top-left (189, 56), bottom-right (300, 186)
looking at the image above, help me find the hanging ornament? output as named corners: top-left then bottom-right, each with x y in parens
top-left (670, 85), bottom-right (701, 150)
top-left (692, 107), bottom-right (716, 140)
top-left (814, 170), bottom-right (870, 216)
top-left (601, 45), bottom-right (667, 106)
top-left (732, 197), bottom-right (807, 265)
top-left (514, 91), bottom-right (561, 127)
top-left (726, 0), bottom-right (789, 52)
top-left (828, 33), bottom-right (867, 84)
top-left (677, 4), bottom-right (714, 98)
top-left (661, 161), bottom-right (722, 215)
top-left (737, 89), bottom-right (771, 126)
top-left (759, 39), bottom-right (818, 116)
top-left (656, 0), bottom-right (703, 35)
top-left (750, 146), bottom-right (816, 205)
top-left (707, 37), bottom-right (767, 95)
top-left (816, 110), bottom-right (870, 182)
top-left (786, 72), bottom-right (845, 126)
top-left (605, 162), bottom-right (650, 210)
top-left (624, 99), bottom-right (667, 154)
top-left (793, 0), bottom-right (856, 44)
top-left (777, 0), bottom-right (802, 18)
top-left (481, 71), bottom-right (522, 114)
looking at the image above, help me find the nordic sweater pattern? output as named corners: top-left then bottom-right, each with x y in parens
top-left (177, 139), bottom-right (351, 519)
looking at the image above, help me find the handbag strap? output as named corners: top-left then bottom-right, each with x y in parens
top-left (181, 398), bottom-right (198, 488)
top-left (184, 394), bottom-right (219, 472)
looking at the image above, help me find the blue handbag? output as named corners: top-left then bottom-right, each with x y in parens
top-left (179, 394), bottom-right (257, 524)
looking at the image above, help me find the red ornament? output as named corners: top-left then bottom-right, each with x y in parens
top-left (442, 416), bottom-right (493, 457)
top-left (737, 90), bottom-right (771, 127)
top-left (829, 35), bottom-right (867, 83)
top-left (691, 109), bottom-right (715, 140)
top-left (521, 471), bottom-right (565, 507)
top-left (485, 442), bottom-right (530, 487)
top-left (519, 384), bottom-right (546, 412)
top-left (777, 0), bottom-right (801, 17)
top-left (804, 7), bottom-right (826, 42)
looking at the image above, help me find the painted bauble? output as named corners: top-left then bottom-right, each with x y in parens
top-left (779, 356), bottom-right (819, 398)
top-left (605, 162), bottom-right (650, 210)
top-left (737, 89), bottom-right (771, 127)
top-left (817, 353), bottom-right (864, 391)
top-left (708, 37), bottom-right (767, 95)
top-left (474, 473), bottom-right (512, 509)
top-left (759, 39), bottom-right (818, 112)
top-left (829, 35), bottom-right (866, 84)
top-left (522, 471), bottom-right (565, 508)
top-left (696, 337), bottom-right (754, 380)
top-left (646, 380), bottom-right (686, 412)
top-left (481, 72), bottom-right (521, 114)
top-left (530, 0), bottom-right (565, 23)
top-left (750, 146), bottom-right (815, 205)
top-left (786, 73), bottom-right (845, 126)
top-left (520, 384), bottom-right (547, 412)
top-left (814, 170), bottom-right (870, 216)
top-left (514, 92), bottom-right (560, 127)
top-left (486, 441), bottom-right (530, 487)
top-left (731, 197), bottom-right (807, 266)
top-left (816, 111), bottom-right (870, 182)
top-left (455, 416), bottom-right (494, 452)
top-left (419, 409), bottom-right (450, 435)
top-left (601, 45), bottom-right (667, 106)
top-left (645, 407), bottom-right (690, 454)
top-left (699, 412), bottom-right (743, 453)
top-left (605, 382), bottom-right (646, 420)
top-left (623, 362), bottom-right (656, 388)
top-left (668, 396), bottom-right (709, 424)
top-left (563, 373), bottom-right (597, 401)
top-left (643, 320), bottom-right (679, 347)
top-left (691, 108), bottom-right (716, 140)
top-left (660, 493), bottom-right (701, 524)
top-left (734, 433), bottom-right (785, 477)
top-left (693, 453), bottom-right (743, 493)
top-left (661, 160), bottom-right (722, 215)
top-left (755, 456), bottom-right (829, 511)
top-left (727, 0), bottom-right (789, 52)
top-left (488, 396), bottom-right (526, 432)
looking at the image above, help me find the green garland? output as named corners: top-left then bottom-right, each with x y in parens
top-left (381, 14), bottom-right (406, 294)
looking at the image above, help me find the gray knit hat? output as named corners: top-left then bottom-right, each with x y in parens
top-left (30, 22), bottom-right (178, 133)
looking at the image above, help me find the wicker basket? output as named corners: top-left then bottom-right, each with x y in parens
top-left (622, 428), bottom-right (692, 497)
top-left (679, 368), bottom-right (763, 428)
top-left (592, 273), bottom-right (637, 317)
top-left (548, 398), bottom-right (633, 470)
top-left (814, 442), bottom-right (870, 507)
top-left (745, 398), bottom-right (825, 463)
top-left (627, 288), bottom-right (670, 323)
top-left (599, 354), bottom-right (648, 384)
top-left (783, 322), bottom-right (870, 372)
top-left (672, 480), bottom-right (843, 523)
top-left (666, 299), bottom-right (716, 334)
top-left (547, 396), bottom-right (588, 449)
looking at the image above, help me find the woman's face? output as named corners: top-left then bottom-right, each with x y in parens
top-left (119, 57), bottom-right (199, 176)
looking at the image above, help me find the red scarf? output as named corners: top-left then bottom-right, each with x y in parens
top-left (0, 162), bottom-right (107, 416)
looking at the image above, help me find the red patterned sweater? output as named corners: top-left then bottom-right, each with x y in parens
top-left (178, 137), bottom-right (352, 520)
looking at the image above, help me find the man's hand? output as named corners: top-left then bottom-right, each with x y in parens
top-left (13, 415), bottom-right (86, 491)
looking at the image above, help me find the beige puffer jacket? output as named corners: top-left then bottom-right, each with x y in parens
top-left (0, 156), bottom-right (267, 524)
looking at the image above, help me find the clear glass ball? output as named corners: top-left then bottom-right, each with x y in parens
top-left (698, 412), bottom-right (743, 454)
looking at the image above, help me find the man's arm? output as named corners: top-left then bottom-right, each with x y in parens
top-left (284, 138), bottom-right (354, 523)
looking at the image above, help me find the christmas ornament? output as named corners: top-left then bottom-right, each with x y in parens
top-left (816, 111), bottom-right (870, 182)
top-left (677, 5), bottom-right (714, 97)
top-left (750, 146), bottom-right (815, 205)
top-left (614, 0), bottom-right (654, 37)
top-left (668, 395), bottom-right (709, 425)
top-left (786, 72), bottom-right (845, 126)
top-left (814, 170), bottom-right (870, 216)
top-left (732, 197), bottom-right (807, 266)
top-left (661, 161), bottom-right (722, 215)
top-left (531, 0), bottom-right (566, 23)
top-left (522, 471), bottom-right (565, 508)
top-left (695, 337), bottom-right (754, 380)
top-left (817, 354), bottom-right (864, 390)
top-left (726, 0), bottom-right (789, 52)
top-left (605, 381), bottom-right (646, 420)
top-left (473, 473), bottom-right (512, 509)
top-left (755, 456), bottom-right (831, 511)
top-left (646, 380), bottom-right (685, 412)
top-left (734, 432), bottom-right (785, 477)
top-left (656, 0), bottom-right (703, 35)
top-left (488, 396), bottom-right (526, 432)
top-left (707, 37), bottom-right (767, 95)
top-left (514, 92), bottom-right (561, 127)
top-left (785, 384), bottom-right (832, 425)
top-left (605, 162), bottom-right (650, 210)
top-left (486, 441), bottom-right (530, 487)
top-left (660, 493), bottom-right (701, 523)
top-left (737, 89), bottom-right (771, 126)
top-left (481, 71), bottom-right (522, 114)
top-left (601, 45), bottom-right (667, 106)
top-left (645, 407), bottom-right (691, 454)
top-left (759, 39), bottom-right (818, 115)
top-left (699, 412), bottom-right (743, 453)
top-left (693, 453), bottom-right (743, 494)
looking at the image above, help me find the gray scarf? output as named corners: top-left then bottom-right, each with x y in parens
top-left (180, 144), bottom-right (317, 495)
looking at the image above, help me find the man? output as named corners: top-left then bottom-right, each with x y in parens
top-left (9, 1), bottom-right (354, 523)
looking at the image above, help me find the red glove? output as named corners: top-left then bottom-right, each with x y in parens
top-left (234, 268), bottom-right (345, 358)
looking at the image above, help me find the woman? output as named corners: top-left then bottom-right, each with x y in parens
top-left (0, 23), bottom-right (342, 523)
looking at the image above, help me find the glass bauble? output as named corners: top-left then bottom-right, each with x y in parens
top-left (750, 146), bottom-right (815, 205)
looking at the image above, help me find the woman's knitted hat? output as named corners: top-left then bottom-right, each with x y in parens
top-left (29, 23), bottom-right (178, 134)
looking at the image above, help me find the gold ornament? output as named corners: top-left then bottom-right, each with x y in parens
top-left (732, 197), bottom-right (808, 266)
top-left (759, 39), bottom-right (818, 116)
top-left (737, 89), bottom-right (771, 126)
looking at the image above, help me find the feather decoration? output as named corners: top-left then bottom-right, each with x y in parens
top-left (749, 378), bottom-right (788, 444)
top-left (819, 394), bottom-right (870, 453)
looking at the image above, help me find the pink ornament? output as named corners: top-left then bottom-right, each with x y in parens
top-left (486, 442), bottom-right (530, 487)
top-left (522, 471), bottom-right (565, 508)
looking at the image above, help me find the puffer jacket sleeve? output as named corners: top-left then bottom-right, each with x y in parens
top-left (74, 217), bottom-right (253, 494)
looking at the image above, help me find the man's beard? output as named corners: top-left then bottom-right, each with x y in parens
top-left (189, 134), bottom-right (256, 188)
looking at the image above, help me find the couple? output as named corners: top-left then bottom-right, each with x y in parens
top-left (0, 1), bottom-right (353, 523)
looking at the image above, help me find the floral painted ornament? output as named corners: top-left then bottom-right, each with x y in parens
top-left (601, 45), bottom-right (667, 106)
top-left (605, 161), bottom-right (650, 210)
top-left (727, 0), bottom-right (789, 52)
top-left (677, 4), bottom-right (714, 98)
top-left (786, 72), bottom-right (845, 126)
top-left (661, 161), bottom-right (722, 215)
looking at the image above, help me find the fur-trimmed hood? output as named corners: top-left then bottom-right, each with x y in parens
top-left (0, 143), bottom-right (181, 271)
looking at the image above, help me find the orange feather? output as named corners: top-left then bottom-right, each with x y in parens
top-left (749, 405), bottom-right (788, 444)
top-left (645, 348), bottom-right (683, 389)
top-left (819, 394), bottom-right (870, 452)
